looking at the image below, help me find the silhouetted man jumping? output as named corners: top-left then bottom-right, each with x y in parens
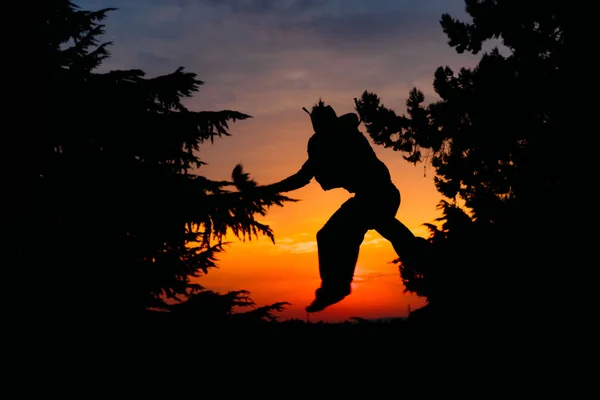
top-left (263, 100), bottom-right (424, 313)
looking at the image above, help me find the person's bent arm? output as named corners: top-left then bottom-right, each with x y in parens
top-left (264, 160), bottom-right (313, 193)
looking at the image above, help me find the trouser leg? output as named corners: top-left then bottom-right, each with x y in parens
top-left (366, 184), bottom-right (416, 257)
top-left (376, 218), bottom-right (416, 257)
top-left (316, 197), bottom-right (368, 293)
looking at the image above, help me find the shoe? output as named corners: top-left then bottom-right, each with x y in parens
top-left (305, 287), bottom-right (350, 313)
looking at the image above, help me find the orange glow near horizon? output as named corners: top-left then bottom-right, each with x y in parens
top-left (196, 120), bottom-right (443, 322)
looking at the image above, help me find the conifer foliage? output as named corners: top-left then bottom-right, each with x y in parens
top-left (19, 1), bottom-right (294, 317)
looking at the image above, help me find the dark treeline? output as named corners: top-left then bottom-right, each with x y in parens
top-left (13, 1), bottom-right (294, 329)
top-left (356, 0), bottom-right (587, 329)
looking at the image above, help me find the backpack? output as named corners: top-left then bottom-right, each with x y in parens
top-left (302, 100), bottom-right (361, 136)
top-left (302, 100), bottom-right (368, 191)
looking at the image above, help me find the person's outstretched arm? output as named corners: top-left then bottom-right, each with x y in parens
top-left (263, 159), bottom-right (314, 193)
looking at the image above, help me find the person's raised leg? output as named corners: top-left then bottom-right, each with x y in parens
top-left (306, 198), bottom-right (369, 313)
top-left (367, 183), bottom-right (424, 260)
top-left (376, 218), bottom-right (416, 257)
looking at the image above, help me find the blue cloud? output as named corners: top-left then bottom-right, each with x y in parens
top-left (75, 0), bottom-right (476, 118)
top-left (147, 0), bottom-right (329, 15)
top-left (77, 0), bottom-right (468, 49)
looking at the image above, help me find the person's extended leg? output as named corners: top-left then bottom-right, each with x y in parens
top-left (376, 218), bottom-right (416, 256)
top-left (306, 198), bottom-right (369, 313)
top-left (371, 184), bottom-right (430, 265)
top-left (363, 183), bottom-right (422, 257)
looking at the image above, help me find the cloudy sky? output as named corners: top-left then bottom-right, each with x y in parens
top-left (84, 0), bottom-right (474, 115)
top-left (76, 0), bottom-right (488, 321)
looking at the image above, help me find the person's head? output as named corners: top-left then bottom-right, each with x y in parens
top-left (308, 99), bottom-right (337, 134)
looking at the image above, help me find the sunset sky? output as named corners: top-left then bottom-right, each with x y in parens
top-left (79, 0), bottom-right (485, 322)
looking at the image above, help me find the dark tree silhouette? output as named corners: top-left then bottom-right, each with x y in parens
top-left (169, 289), bottom-right (290, 323)
top-left (355, 0), bottom-right (581, 323)
top-left (12, 1), bottom-right (294, 322)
